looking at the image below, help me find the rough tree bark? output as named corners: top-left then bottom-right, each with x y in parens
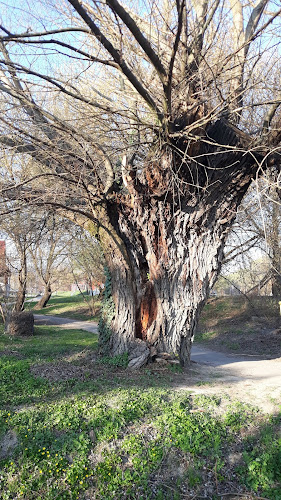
top-left (99, 126), bottom-right (256, 366)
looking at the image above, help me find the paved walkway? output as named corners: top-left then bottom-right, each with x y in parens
top-left (192, 344), bottom-right (281, 383)
top-left (191, 345), bottom-right (259, 366)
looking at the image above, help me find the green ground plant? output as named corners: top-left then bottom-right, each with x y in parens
top-left (99, 353), bottom-right (129, 368)
top-left (0, 322), bottom-right (280, 499)
top-left (238, 413), bottom-right (281, 499)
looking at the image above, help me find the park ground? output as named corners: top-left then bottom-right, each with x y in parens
top-left (0, 293), bottom-right (280, 499)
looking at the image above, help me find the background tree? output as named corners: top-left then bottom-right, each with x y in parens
top-left (29, 213), bottom-right (75, 308)
top-left (0, 1), bottom-right (281, 366)
top-left (223, 172), bottom-right (281, 297)
top-left (68, 229), bottom-right (105, 315)
top-left (68, 229), bottom-right (105, 292)
top-left (0, 206), bottom-right (46, 312)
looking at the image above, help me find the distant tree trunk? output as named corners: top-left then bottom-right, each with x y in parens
top-left (271, 277), bottom-right (281, 298)
top-left (14, 285), bottom-right (26, 313)
top-left (34, 282), bottom-right (52, 309)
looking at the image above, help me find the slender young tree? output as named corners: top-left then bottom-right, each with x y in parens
top-left (0, 1), bottom-right (281, 365)
top-left (29, 214), bottom-right (74, 308)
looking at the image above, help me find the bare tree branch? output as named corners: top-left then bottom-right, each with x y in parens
top-left (67, 0), bottom-right (163, 120)
top-left (0, 35), bottom-right (119, 68)
top-left (105, 0), bottom-right (167, 82)
top-left (0, 59), bottom-right (116, 113)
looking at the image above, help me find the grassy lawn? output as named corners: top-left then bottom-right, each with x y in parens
top-left (27, 292), bottom-right (100, 322)
top-left (0, 323), bottom-right (280, 499)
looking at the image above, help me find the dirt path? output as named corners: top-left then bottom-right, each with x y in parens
top-left (186, 352), bottom-right (281, 413)
top-left (34, 314), bottom-right (281, 412)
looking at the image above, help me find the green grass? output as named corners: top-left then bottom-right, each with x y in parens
top-left (27, 292), bottom-right (101, 321)
top-left (195, 330), bottom-right (217, 343)
top-left (238, 413), bottom-right (281, 498)
top-left (0, 324), bottom-right (280, 499)
top-left (0, 325), bottom-right (98, 363)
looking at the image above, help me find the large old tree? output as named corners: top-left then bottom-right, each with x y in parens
top-left (0, 0), bottom-right (281, 365)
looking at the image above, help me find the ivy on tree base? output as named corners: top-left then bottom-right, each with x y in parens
top-left (98, 266), bottom-right (115, 356)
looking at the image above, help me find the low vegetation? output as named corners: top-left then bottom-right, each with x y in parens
top-left (197, 296), bottom-right (281, 357)
top-left (0, 321), bottom-right (280, 499)
top-left (28, 292), bottom-right (100, 322)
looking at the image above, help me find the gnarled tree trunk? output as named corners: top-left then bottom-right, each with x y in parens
top-left (105, 208), bottom-right (226, 367)
top-left (101, 129), bottom-right (255, 367)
